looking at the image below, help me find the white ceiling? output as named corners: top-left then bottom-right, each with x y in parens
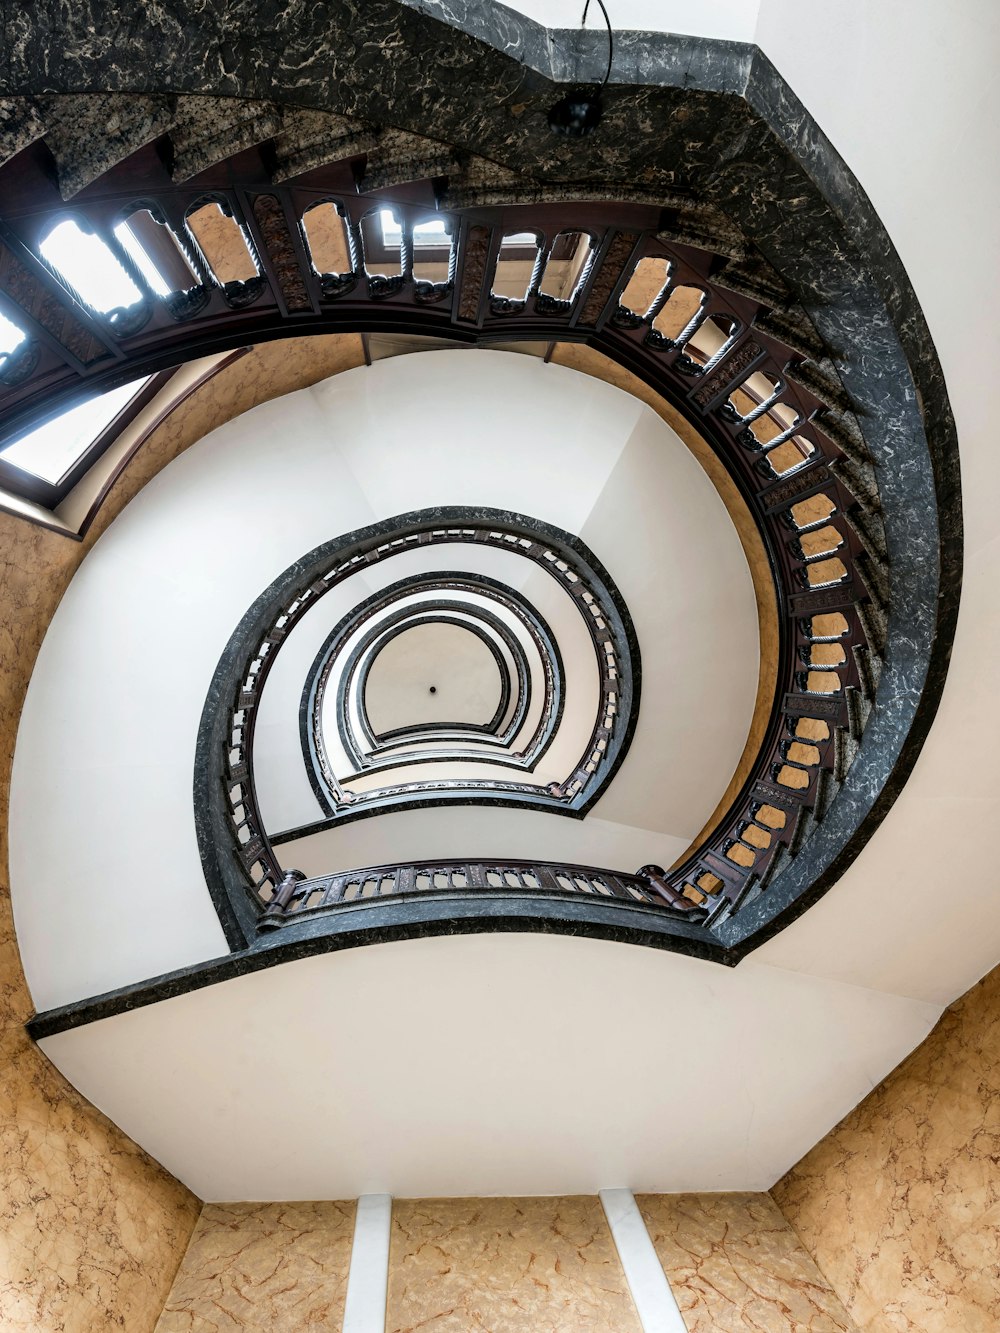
top-left (12, 1), bottom-right (1000, 1199)
top-left (363, 621), bottom-right (504, 733)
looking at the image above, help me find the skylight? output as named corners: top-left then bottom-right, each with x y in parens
top-left (113, 219), bottom-right (171, 296)
top-left (0, 377), bottom-right (152, 485)
top-left (379, 210), bottom-right (449, 248)
top-left (378, 210), bottom-right (535, 249)
top-left (0, 312), bottom-right (25, 359)
top-left (39, 219), bottom-right (142, 314)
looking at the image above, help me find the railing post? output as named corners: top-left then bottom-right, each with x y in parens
top-left (637, 864), bottom-right (696, 911)
top-left (264, 868), bottom-right (307, 917)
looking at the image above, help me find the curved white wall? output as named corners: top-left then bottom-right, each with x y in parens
top-left (11, 350), bottom-right (757, 1009)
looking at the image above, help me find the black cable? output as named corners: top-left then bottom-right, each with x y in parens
top-left (581, 0), bottom-right (614, 87)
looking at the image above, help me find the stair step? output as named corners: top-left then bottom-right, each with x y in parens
top-left (713, 254), bottom-right (790, 307)
top-left (754, 306), bottom-right (825, 359)
top-left (830, 454), bottom-right (881, 513)
top-left (785, 356), bottom-right (855, 416)
top-left (844, 500), bottom-right (889, 564)
top-left (271, 109), bottom-right (377, 182)
top-left (359, 129), bottom-right (457, 194)
top-left (845, 683), bottom-right (872, 742)
top-left (813, 406), bottom-right (872, 468)
top-left (656, 203), bottom-right (746, 263)
top-left (0, 96), bottom-right (45, 170)
top-left (440, 157), bottom-right (534, 209)
top-left (40, 93), bottom-right (176, 198)
top-left (856, 597), bottom-right (888, 658)
top-left (170, 96), bottom-right (282, 181)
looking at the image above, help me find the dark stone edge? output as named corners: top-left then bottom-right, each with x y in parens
top-left (27, 891), bottom-right (726, 1041)
top-left (714, 51), bottom-right (963, 953)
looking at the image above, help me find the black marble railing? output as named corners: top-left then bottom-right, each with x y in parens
top-left (198, 509), bottom-right (642, 945)
top-left (0, 140), bottom-right (885, 946)
top-left (259, 858), bottom-right (704, 927)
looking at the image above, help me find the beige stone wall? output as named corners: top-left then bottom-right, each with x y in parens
top-left (0, 335), bottom-right (365, 1331)
top-left (772, 962), bottom-right (1000, 1332)
top-left (155, 1202), bottom-right (356, 1331)
top-left (387, 1196), bottom-right (641, 1332)
top-left (155, 1192), bottom-right (859, 1332)
top-left (0, 507), bottom-right (200, 1330)
top-left (638, 1192), bottom-right (857, 1331)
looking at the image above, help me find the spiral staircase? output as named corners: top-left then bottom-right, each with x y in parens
top-left (0, 1), bottom-right (972, 1200)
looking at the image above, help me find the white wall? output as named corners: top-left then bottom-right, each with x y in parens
top-left (40, 932), bottom-right (938, 1199)
top-left (11, 351), bottom-right (756, 1009)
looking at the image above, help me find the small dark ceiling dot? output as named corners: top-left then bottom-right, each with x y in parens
top-left (429, 686), bottom-right (437, 694)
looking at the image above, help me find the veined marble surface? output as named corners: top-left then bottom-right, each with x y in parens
top-left (155, 1201), bottom-right (356, 1332)
top-left (773, 962), bottom-right (1000, 1332)
top-left (0, 1019), bottom-right (199, 1330)
top-left (637, 1191), bottom-right (857, 1331)
top-left (386, 1196), bottom-right (642, 1332)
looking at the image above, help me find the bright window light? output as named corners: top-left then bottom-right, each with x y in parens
top-left (499, 231), bottom-right (538, 248)
top-left (113, 219), bottom-right (171, 296)
top-left (0, 312), bottom-right (25, 358)
top-left (39, 219), bottom-right (142, 314)
top-left (0, 377), bottom-right (151, 485)
top-left (379, 210), bottom-right (535, 249)
top-left (379, 210), bottom-right (450, 248)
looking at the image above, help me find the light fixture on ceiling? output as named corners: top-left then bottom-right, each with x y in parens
top-left (547, 0), bottom-right (613, 137)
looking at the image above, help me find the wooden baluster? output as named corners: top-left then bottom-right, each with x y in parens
top-left (636, 864), bottom-right (697, 911)
top-left (263, 868), bottom-right (307, 916)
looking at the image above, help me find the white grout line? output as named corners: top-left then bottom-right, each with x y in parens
top-left (342, 1193), bottom-right (393, 1333)
top-left (600, 1188), bottom-right (689, 1333)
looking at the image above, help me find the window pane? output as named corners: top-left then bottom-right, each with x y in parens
top-left (39, 219), bottom-right (142, 314)
top-left (380, 209), bottom-right (450, 249)
top-left (1, 377), bottom-right (151, 484)
top-left (0, 312), bottom-right (25, 357)
top-left (113, 213), bottom-right (194, 296)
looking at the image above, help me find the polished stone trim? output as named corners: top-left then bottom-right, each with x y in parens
top-left (600, 1189), bottom-right (688, 1333)
top-left (26, 891), bottom-right (724, 1040)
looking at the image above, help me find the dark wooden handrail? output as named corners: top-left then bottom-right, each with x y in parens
top-left (258, 857), bottom-right (705, 927)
